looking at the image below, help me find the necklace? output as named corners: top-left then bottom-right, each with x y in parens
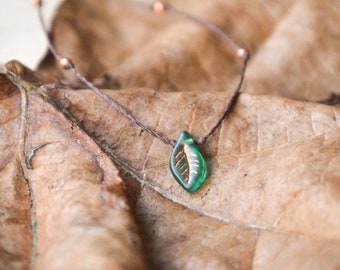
top-left (32, 0), bottom-right (249, 193)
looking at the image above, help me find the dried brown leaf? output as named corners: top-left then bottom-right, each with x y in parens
top-left (244, 0), bottom-right (340, 102)
top-left (47, 85), bottom-right (340, 269)
top-left (0, 75), bottom-right (31, 270)
top-left (39, 0), bottom-right (296, 92)
top-left (39, 0), bottom-right (339, 103)
top-left (1, 0), bottom-right (340, 269)
top-left (0, 73), bottom-right (146, 270)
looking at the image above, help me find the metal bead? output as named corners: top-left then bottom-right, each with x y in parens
top-left (153, 1), bottom-right (165, 14)
top-left (31, 0), bottom-right (42, 7)
top-left (59, 58), bottom-right (75, 70)
top-left (237, 48), bottom-right (250, 61)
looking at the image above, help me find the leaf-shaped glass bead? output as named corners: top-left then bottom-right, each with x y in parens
top-left (170, 131), bottom-right (208, 193)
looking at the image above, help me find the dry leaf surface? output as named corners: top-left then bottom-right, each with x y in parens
top-left (48, 86), bottom-right (340, 269)
top-left (0, 74), bottom-right (146, 269)
top-left (39, 0), bottom-right (340, 103)
top-left (1, 0), bottom-right (340, 269)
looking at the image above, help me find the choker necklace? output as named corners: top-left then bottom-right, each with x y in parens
top-left (31, 0), bottom-right (249, 193)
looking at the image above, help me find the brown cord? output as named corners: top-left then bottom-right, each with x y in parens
top-left (33, 1), bottom-right (249, 147)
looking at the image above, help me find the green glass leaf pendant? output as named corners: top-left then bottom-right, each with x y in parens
top-left (170, 131), bottom-right (208, 193)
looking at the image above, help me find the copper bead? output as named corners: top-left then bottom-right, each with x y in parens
top-left (59, 58), bottom-right (75, 70)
